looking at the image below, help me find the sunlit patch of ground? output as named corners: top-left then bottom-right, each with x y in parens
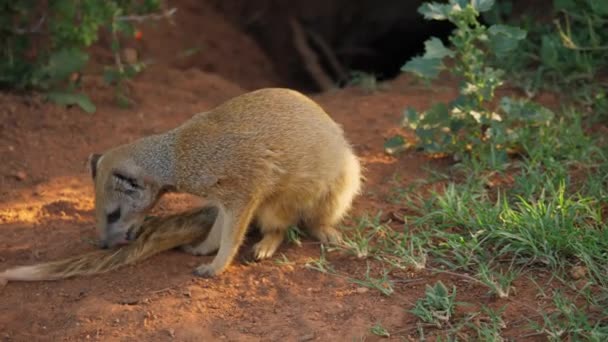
top-left (0, 176), bottom-right (94, 225)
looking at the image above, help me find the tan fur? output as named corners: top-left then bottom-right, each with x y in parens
top-left (89, 88), bottom-right (362, 277)
top-left (0, 207), bottom-right (217, 286)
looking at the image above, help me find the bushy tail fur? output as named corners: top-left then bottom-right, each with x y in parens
top-left (0, 206), bottom-right (218, 286)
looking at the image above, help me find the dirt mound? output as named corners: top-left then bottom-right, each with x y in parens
top-left (90, 0), bottom-right (282, 91)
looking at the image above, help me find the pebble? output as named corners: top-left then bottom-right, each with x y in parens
top-left (299, 333), bottom-right (316, 341)
top-left (13, 171), bottom-right (27, 181)
top-left (356, 287), bottom-right (369, 294)
top-left (123, 48), bottom-right (138, 64)
top-left (569, 265), bottom-right (587, 280)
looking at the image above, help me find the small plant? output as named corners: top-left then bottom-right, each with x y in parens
top-left (0, 0), bottom-right (168, 112)
top-left (395, 0), bottom-right (555, 168)
top-left (286, 225), bottom-right (305, 247)
top-left (377, 231), bottom-right (429, 271)
top-left (370, 322), bottom-right (391, 338)
top-left (530, 290), bottom-right (608, 341)
top-left (410, 281), bottom-right (458, 328)
top-left (304, 244), bottom-right (335, 274)
top-left (340, 212), bottom-right (387, 259)
top-left (476, 262), bottom-right (519, 298)
top-left (349, 263), bottom-right (394, 296)
top-left (467, 305), bottom-right (507, 341)
top-left (274, 253), bottom-right (295, 266)
top-left (346, 71), bottom-right (380, 92)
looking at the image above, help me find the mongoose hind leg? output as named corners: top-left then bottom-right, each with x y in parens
top-left (193, 198), bottom-right (260, 277)
top-left (304, 153), bottom-right (361, 246)
top-left (251, 201), bottom-right (295, 261)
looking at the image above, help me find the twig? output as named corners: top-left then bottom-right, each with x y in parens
top-left (427, 268), bottom-right (490, 287)
top-left (150, 286), bottom-right (176, 295)
top-left (116, 8), bottom-right (178, 22)
top-left (112, 28), bottom-right (124, 74)
top-left (289, 17), bottom-right (335, 92)
top-left (392, 278), bottom-right (426, 284)
top-left (11, 15), bottom-right (46, 35)
top-left (304, 28), bottom-right (348, 83)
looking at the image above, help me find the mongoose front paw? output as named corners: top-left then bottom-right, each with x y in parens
top-left (181, 244), bottom-right (217, 256)
top-left (193, 265), bottom-right (219, 278)
top-left (252, 239), bottom-right (282, 261)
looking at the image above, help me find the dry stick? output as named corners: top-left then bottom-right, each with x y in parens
top-left (304, 28), bottom-right (348, 84)
top-left (289, 17), bottom-right (335, 92)
top-left (11, 15), bottom-right (47, 35)
top-left (116, 8), bottom-right (178, 22)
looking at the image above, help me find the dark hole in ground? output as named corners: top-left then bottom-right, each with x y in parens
top-left (327, 22), bottom-right (456, 85)
top-left (211, 0), bottom-right (456, 92)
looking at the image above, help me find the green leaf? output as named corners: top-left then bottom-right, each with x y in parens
top-left (487, 25), bottom-right (527, 57)
top-left (423, 102), bottom-right (450, 124)
top-left (540, 36), bottom-right (560, 68)
top-left (43, 49), bottom-right (89, 82)
top-left (401, 56), bottom-right (444, 80)
top-left (499, 97), bottom-right (554, 123)
top-left (384, 135), bottom-right (408, 155)
top-left (402, 107), bottom-right (419, 128)
top-left (47, 92), bottom-right (96, 113)
top-left (423, 37), bottom-right (455, 59)
top-left (589, 0), bottom-right (608, 15)
top-left (418, 2), bottom-right (452, 20)
top-left (471, 0), bottom-right (495, 12)
top-left (553, 0), bottom-right (577, 11)
top-left (114, 20), bottom-right (135, 36)
top-left (103, 67), bottom-right (122, 85)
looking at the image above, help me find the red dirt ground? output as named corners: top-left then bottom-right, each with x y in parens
top-left (0, 3), bottom-right (569, 342)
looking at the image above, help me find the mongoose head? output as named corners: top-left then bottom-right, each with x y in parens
top-left (88, 152), bottom-right (167, 249)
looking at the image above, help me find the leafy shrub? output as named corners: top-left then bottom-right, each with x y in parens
top-left (394, 0), bottom-right (555, 168)
top-left (0, 0), bottom-right (162, 112)
top-left (485, 0), bottom-right (608, 113)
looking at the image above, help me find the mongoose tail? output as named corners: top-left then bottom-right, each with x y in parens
top-left (0, 206), bottom-right (218, 286)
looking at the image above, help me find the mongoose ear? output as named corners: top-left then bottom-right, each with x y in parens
top-left (88, 153), bottom-right (103, 179)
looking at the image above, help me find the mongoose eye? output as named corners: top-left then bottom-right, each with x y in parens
top-left (107, 208), bottom-right (121, 224)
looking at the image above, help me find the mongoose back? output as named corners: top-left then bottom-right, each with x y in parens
top-left (0, 206), bottom-right (217, 286)
top-left (88, 88), bottom-right (362, 277)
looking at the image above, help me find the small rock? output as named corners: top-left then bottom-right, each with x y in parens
top-left (123, 48), bottom-right (138, 65)
top-left (570, 265), bottom-right (587, 280)
top-left (167, 328), bottom-right (175, 338)
top-left (299, 333), bottom-right (316, 342)
top-left (356, 287), bottom-right (369, 294)
top-left (13, 171), bottom-right (27, 181)
top-left (7, 145), bottom-right (14, 152)
top-left (119, 298), bottom-right (139, 305)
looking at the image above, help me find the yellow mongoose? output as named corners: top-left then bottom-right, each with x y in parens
top-left (88, 88), bottom-right (362, 277)
top-left (0, 206), bottom-right (217, 286)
